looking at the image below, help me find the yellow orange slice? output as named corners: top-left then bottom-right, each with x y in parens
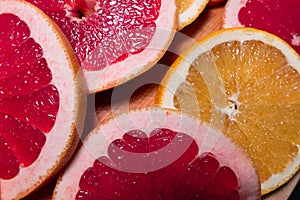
top-left (177, 0), bottom-right (209, 30)
top-left (156, 27), bottom-right (300, 195)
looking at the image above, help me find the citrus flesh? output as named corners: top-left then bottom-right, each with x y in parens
top-left (156, 28), bottom-right (300, 194)
top-left (76, 130), bottom-right (240, 199)
top-left (177, 0), bottom-right (209, 30)
top-left (53, 107), bottom-right (260, 199)
top-left (26, 0), bottom-right (177, 92)
top-left (223, 0), bottom-right (300, 55)
top-left (0, 0), bottom-right (85, 199)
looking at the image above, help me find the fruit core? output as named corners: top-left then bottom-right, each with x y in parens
top-left (27, 0), bottom-right (162, 71)
top-left (225, 93), bottom-right (240, 121)
top-left (0, 13), bottom-right (59, 180)
top-left (76, 128), bottom-right (240, 199)
top-left (66, 0), bottom-right (97, 18)
top-left (173, 39), bottom-right (300, 183)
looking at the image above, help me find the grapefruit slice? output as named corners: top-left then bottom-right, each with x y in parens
top-left (25, 0), bottom-right (177, 93)
top-left (177, 0), bottom-right (209, 30)
top-left (0, 0), bottom-right (86, 199)
top-left (53, 107), bottom-right (260, 199)
top-left (156, 27), bottom-right (300, 194)
top-left (223, 0), bottom-right (300, 55)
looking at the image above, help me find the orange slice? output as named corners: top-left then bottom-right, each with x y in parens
top-left (177, 0), bottom-right (209, 30)
top-left (156, 27), bottom-right (300, 195)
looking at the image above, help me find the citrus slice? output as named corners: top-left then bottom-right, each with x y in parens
top-left (177, 0), bottom-right (209, 30)
top-left (53, 107), bottom-right (260, 199)
top-left (25, 0), bottom-right (177, 93)
top-left (156, 28), bottom-right (300, 194)
top-left (0, 0), bottom-right (86, 199)
top-left (223, 0), bottom-right (300, 55)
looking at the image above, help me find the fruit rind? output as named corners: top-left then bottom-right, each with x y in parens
top-left (157, 27), bottom-right (300, 107)
top-left (178, 0), bottom-right (209, 30)
top-left (222, 0), bottom-right (243, 28)
top-left (81, 0), bottom-right (178, 93)
top-left (0, 0), bottom-right (86, 199)
top-left (156, 27), bottom-right (300, 195)
top-left (53, 106), bottom-right (260, 200)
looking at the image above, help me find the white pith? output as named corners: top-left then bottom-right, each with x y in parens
top-left (53, 107), bottom-right (260, 200)
top-left (158, 28), bottom-right (300, 194)
top-left (178, 0), bottom-right (209, 30)
top-left (83, 0), bottom-right (177, 92)
top-left (223, 0), bottom-right (300, 50)
top-left (291, 34), bottom-right (300, 46)
top-left (0, 1), bottom-right (84, 199)
top-left (223, 92), bottom-right (240, 121)
top-left (223, 0), bottom-right (245, 28)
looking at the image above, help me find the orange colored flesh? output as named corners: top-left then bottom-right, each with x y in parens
top-left (178, 0), bottom-right (194, 14)
top-left (174, 40), bottom-right (300, 182)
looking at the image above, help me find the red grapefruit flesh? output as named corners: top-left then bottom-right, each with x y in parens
top-left (223, 0), bottom-right (300, 54)
top-left (25, 0), bottom-right (177, 92)
top-left (53, 107), bottom-right (260, 200)
top-left (0, 0), bottom-right (86, 199)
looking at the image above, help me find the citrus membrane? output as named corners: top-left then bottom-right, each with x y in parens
top-left (26, 0), bottom-right (177, 92)
top-left (156, 27), bottom-right (300, 194)
top-left (223, 0), bottom-right (300, 55)
top-left (53, 107), bottom-right (260, 199)
top-left (0, 0), bottom-right (86, 199)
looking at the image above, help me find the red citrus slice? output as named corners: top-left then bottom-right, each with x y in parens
top-left (53, 107), bottom-right (260, 199)
top-left (0, 0), bottom-right (86, 199)
top-left (25, 0), bottom-right (177, 93)
top-left (223, 0), bottom-right (300, 55)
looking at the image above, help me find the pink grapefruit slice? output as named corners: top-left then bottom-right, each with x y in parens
top-left (25, 0), bottom-right (177, 93)
top-left (223, 0), bottom-right (300, 55)
top-left (0, 0), bottom-right (86, 199)
top-left (53, 107), bottom-right (260, 199)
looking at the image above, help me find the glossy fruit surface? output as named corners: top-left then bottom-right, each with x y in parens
top-left (0, 1), bottom-right (86, 199)
top-left (156, 27), bottom-right (300, 194)
top-left (54, 107), bottom-right (260, 200)
top-left (26, 0), bottom-right (177, 92)
top-left (223, 0), bottom-right (300, 55)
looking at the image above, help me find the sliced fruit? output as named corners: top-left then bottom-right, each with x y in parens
top-left (0, 0), bottom-right (86, 199)
top-left (177, 0), bottom-right (209, 30)
top-left (223, 0), bottom-right (300, 55)
top-left (156, 27), bottom-right (300, 195)
top-left (53, 107), bottom-right (260, 199)
top-left (25, 0), bottom-right (177, 93)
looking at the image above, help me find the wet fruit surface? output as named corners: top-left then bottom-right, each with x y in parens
top-left (0, 13), bottom-right (59, 180)
top-left (26, 0), bottom-right (161, 71)
top-left (238, 0), bottom-right (300, 54)
top-left (76, 128), bottom-right (240, 199)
